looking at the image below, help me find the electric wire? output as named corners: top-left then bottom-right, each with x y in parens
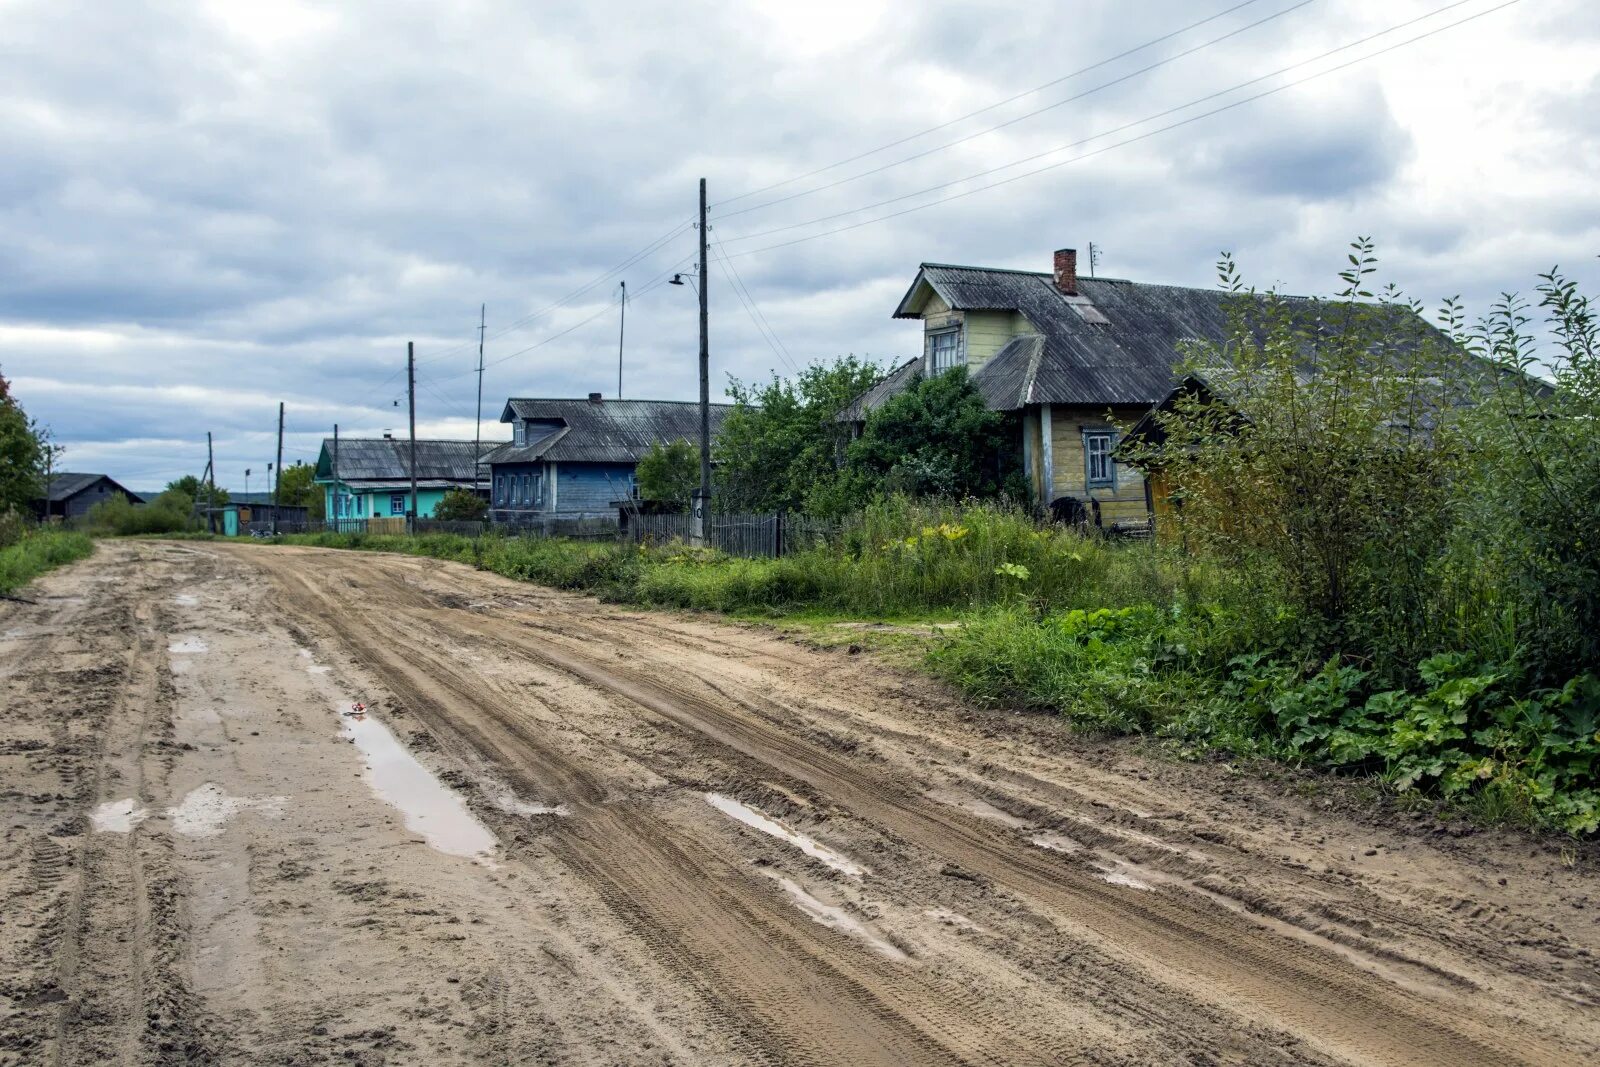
top-left (710, 240), bottom-right (798, 373)
top-left (710, 0), bottom-right (1273, 210)
top-left (719, 0), bottom-right (1512, 259)
top-left (714, 0), bottom-right (1318, 223)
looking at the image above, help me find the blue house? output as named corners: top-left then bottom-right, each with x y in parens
top-left (313, 435), bottom-right (491, 521)
top-left (485, 394), bottom-right (733, 523)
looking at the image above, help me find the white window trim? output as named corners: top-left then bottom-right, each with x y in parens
top-left (927, 325), bottom-right (963, 376)
top-left (514, 421), bottom-right (526, 446)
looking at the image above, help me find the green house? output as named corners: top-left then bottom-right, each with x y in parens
top-left (313, 436), bottom-right (490, 522)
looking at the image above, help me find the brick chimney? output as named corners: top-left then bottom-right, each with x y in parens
top-left (588, 392), bottom-right (603, 403)
top-left (1053, 248), bottom-right (1078, 295)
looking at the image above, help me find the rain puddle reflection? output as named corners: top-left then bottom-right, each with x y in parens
top-left (340, 705), bottom-right (497, 861)
top-left (767, 874), bottom-right (907, 961)
top-left (706, 793), bottom-right (866, 878)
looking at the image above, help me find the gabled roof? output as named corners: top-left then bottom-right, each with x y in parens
top-left (835, 358), bottom-right (922, 423)
top-left (899, 264), bottom-right (1257, 408)
top-left (43, 473), bottom-right (142, 503)
top-left (488, 397), bottom-right (735, 464)
top-left (314, 438), bottom-right (492, 482)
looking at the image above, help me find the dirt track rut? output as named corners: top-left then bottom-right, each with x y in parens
top-left (2, 541), bottom-right (1597, 1065)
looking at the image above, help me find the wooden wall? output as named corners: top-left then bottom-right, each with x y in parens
top-left (1047, 406), bottom-right (1150, 525)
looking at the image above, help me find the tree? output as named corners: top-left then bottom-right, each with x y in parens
top-left (434, 488), bottom-right (488, 520)
top-left (0, 368), bottom-right (48, 513)
top-left (274, 461), bottom-right (323, 519)
top-left (636, 439), bottom-right (698, 506)
top-left (166, 474), bottom-right (229, 508)
top-left (841, 366), bottom-right (1016, 505)
top-left (1136, 240), bottom-right (1472, 677)
top-left (714, 356), bottom-right (883, 513)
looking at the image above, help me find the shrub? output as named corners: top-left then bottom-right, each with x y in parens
top-left (434, 489), bottom-right (488, 521)
top-left (88, 489), bottom-right (200, 535)
top-left (0, 528), bottom-right (93, 595)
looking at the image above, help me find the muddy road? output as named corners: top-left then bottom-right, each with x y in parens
top-left (1, 541), bottom-right (1596, 1065)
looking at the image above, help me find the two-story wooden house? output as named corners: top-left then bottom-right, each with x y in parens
top-left (861, 248), bottom-right (1254, 527)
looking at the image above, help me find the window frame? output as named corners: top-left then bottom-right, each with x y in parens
top-left (927, 325), bottom-right (963, 376)
top-left (1083, 428), bottom-right (1117, 490)
top-left (389, 493), bottom-right (407, 516)
top-left (513, 421), bottom-right (526, 446)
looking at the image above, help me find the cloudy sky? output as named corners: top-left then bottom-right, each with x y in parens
top-left (3, 0), bottom-right (1596, 491)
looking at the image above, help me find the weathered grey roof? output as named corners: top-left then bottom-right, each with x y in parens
top-left (881, 263), bottom-right (1462, 413)
top-left (835, 358), bottom-right (922, 423)
top-left (44, 473), bottom-right (141, 503)
top-left (487, 398), bottom-right (735, 465)
top-left (314, 439), bottom-right (492, 483)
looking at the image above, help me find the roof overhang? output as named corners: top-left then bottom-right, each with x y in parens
top-left (892, 268), bottom-right (939, 319)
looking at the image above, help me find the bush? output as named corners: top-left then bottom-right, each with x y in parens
top-left (434, 489), bottom-right (488, 521)
top-left (636, 439), bottom-right (698, 506)
top-left (88, 489), bottom-right (200, 535)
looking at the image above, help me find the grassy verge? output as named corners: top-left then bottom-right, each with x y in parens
top-left (0, 529), bottom-right (95, 596)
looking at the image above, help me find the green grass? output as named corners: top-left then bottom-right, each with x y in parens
top-left (0, 529), bottom-right (95, 595)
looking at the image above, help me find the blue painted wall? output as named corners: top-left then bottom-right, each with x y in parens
top-left (489, 461), bottom-right (635, 518)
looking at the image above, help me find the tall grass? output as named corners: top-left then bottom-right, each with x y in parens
top-left (0, 528), bottom-right (94, 595)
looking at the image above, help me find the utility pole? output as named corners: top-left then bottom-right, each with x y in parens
top-left (617, 280), bottom-right (626, 399)
top-left (332, 423), bottom-right (340, 532)
top-left (206, 432), bottom-right (216, 533)
top-left (407, 340), bottom-right (418, 534)
top-left (272, 401), bottom-right (284, 536)
top-left (695, 177), bottom-right (711, 542)
top-left (474, 304), bottom-right (486, 500)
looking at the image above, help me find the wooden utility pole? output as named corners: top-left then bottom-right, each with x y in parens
top-left (474, 304), bottom-right (486, 500)
top-left (206, 431), bottom-right (216, 533)
top-left (407, 341), bottom-right (418, 533)
top-left (272, 401), bottom-right (284, 535)
top-left (617, 280), bottom-right (626, 399)
top-left (696, 177), bottom-right (711, 530)
top-left (332, 423), bottom-right (340, 532)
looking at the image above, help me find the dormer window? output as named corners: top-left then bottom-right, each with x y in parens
top-left (928, 326), bottom-right (962, 375)
top-left (514, 421), bottom-right (526, 446)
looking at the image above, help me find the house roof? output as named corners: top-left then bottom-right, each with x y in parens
top-left (883, 262), bottom-right (1467, 412)
top-left (43, 473), bottom-right (141, 503)
top-left (835, 358), bottom-right (923, 423)
top-left (487, 397), bottom-right (735, 465)
top-left (314, 438), bottom-right (493, 483)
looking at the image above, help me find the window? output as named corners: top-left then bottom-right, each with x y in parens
top-left (928, 327), bottom-right (962, 375)
top-left (389, 493), bottom-right (406, 515)
top-left (1084, 430), bottom-right (1115, 488)
top-left (495, 475), bottom-right (505, 506)
top-left (521, 474), bottom-right (531, 506)
top-left (514, 421), bottom-right (526, 446)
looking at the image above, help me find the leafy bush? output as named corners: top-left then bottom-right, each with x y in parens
top-left (636, 439), bottom-right (699, 506)
top-left (88, 489), bottom-right (200, 535)
top-left (434, 488), bottom-right (488, 521)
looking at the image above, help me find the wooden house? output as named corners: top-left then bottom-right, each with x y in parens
top-left (485, 394), bottom-right (733, 523)
top-left (313, 436), bottom-right (491, 521)
top-left (33, 473), bottom-right (142, 520)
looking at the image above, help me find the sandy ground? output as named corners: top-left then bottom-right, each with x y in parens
top-left (0, 540), bottom-right (1596, 1065)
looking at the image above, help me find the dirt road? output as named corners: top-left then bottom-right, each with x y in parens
top-left (1, 541), bottom-right (1596, 1065)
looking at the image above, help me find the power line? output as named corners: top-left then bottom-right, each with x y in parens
top-left (711, 240), bottom-right (798, 373)
top-left (710, 0), bottom-right (1273, 211)
top-left (719, 0), bottom-right (1508, 259)
top-left (714, 0), bottom-right (1317, 223)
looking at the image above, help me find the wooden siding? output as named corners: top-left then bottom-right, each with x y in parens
top-left (1048, 406), bottom-right (1150, 524)
top-left (963, 310), bottom-right (1032, 370)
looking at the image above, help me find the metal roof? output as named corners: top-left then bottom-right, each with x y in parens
top-left (314, 439), bottom-right (492, 483)
top-left (835, 358), bottom-right (922, 423)
top-left (488, 398), bottom-right (735, 464)
top-left (881, 263), bottom-right (1462, 412)
top-left (43, 473), bottom-right (141, 503)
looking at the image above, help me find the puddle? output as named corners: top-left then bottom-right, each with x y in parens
top-left (1031, 831), bottom-right (1085, 854)
top-left (306, 664), bottom-right (330, 674)
top-left (706, 793), bottom-right (866, 878)
top-left (488, 787), bottom-right (566, 818)
top-left (340, 706), bottom-right (497, 860)
top-left (168, 636), bottom-right (208, 654)
top-left (767, 875), bottom-right (907, 960)
top-left (91, 798), bottom-right (149, 833)
top-left (172, 594), bottom-right (199, 607)
top-left (932, 792), bottom-right (1029, 829)
top-left (1094, 865), bottom-right (1154, 891)
top-left (169, 783), bottom-right (284, 837)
